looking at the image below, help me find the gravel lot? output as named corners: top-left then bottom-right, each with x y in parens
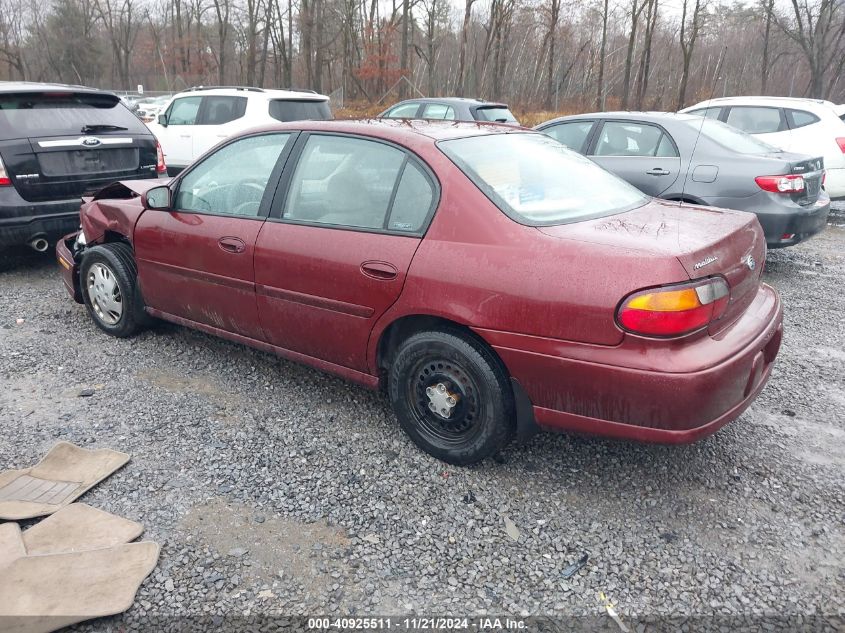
top-left (1, 205), bottom-right (844, 631)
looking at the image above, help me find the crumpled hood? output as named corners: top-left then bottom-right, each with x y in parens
top-left (93, 179), bottom-right (168, 201)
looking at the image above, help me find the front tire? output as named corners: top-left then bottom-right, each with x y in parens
top-left (388, 330), bottom-right (515, 465)
top-left (80, 243), bottom-right (151, 338)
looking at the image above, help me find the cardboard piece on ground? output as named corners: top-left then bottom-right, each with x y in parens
top-left (21, 503), bottom-right (144, 555)
top-left (0, 541), bottom-right (160, 633)
top-left (0, 442), bottom-right (130, 520)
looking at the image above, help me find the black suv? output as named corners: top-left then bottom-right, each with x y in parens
top-left (0, 83), bottom-right (166, 250)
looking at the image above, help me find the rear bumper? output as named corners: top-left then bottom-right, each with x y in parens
top-left (56, 232), bottom-right (83, 304)
top-left (823, 167), bottom-right (845, 200)
top-left (0, 186), bottom-right (81, 247)
top-left (476, 283), bottom-right (783, 443)
top-left (703, 190), bottom-right (830, 247)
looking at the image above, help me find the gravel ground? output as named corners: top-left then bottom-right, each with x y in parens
top-left (1, 205), bottom-right (844, 632)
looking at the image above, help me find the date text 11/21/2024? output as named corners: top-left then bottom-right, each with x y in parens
top-left (307, 617), bottom-right (527, 630)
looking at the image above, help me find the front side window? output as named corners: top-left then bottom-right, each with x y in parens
top-left (174, 133), bottom-right (290, 216)
top-left (439, 132), bottom-right (648, 226)
top-left (594, 122), bottom-right (665, 157)
top-left (690, 119), bottom-right (780, 155)
top-left (543, 121), bottom-right (594, 152)
top-left (421, 103), bottom-right (456, 120)
top-left (726, 106), bottom-right (783, 133)
top-left (167, 97), bottom-right (202, 125)
top-left (199, 96), bottom-right (247, 125)
top-left (384, 103), bottom-right (421, 119)
top-left (283, 135), bottom-right (408, 230)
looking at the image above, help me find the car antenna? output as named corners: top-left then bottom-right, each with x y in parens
top-left (679, 45), bottom-right (728, 204)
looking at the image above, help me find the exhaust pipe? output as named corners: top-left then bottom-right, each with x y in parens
top-left (29, 237), bottom-right (49, 252)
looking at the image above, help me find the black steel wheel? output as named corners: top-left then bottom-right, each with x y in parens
top-left (388, 329), bottom-right (514, 465)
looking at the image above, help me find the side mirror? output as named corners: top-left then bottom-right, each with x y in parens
top-left (143, 185), bottom-right (171, 210)
top-left (157, 113), bottom-right (168, 127)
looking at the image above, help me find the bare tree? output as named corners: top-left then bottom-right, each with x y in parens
top-left (676, 0), bottom-right (705, 109)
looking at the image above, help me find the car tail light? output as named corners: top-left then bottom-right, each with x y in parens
top-left (836, 137), bottom-right (845, 153)
top-left (755, 174), bottom-right (805, 193)
top-left (155, 141), bottom-right (167, 174)
top-left (617, 277), bottom-right (730, 337)
top-left (0, 155), bottom-right (10, 186)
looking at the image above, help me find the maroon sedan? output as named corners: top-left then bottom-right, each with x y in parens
top-left (56, 120), bottom-right (783, 464)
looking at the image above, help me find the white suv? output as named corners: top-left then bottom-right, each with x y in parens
top-left (681, 96), bottom-right (845, 199)
top-left (148, 86), bottom-right (331, 173)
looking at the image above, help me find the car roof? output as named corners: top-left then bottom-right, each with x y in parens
top-left (0, 81), bottom-right (117, 96)
top-left (244, 118), bottom-right (528, 143)
top-left (392, 97), bottom-right (509, 108)
top-left (174, 86), bottom-right (329, 101)
top-left (684, 96), bottom-right (841, 112)
top-left (538, 111), bottom-right (701, 127)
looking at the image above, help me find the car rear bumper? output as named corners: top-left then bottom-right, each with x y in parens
top-left (823, 167), bottom-right (845, 200)
top-left (475, 283), bottom-right (783, 443)
top-left (703, 190), bottom-right (830, 247)
top-left (56, 232), bottom-right (84, 303)
top-left (0, 185), bottom-right (83, 247)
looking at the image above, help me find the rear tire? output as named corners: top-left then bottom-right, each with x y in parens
top-left (80, 243), bottom-right (151, 338)
top-left (388, 330), bottom-right (514, 465)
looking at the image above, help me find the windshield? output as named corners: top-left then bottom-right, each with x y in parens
top-left (689, 119), bottom-right (780, 154)
top-left (475, 107), bottom-right (518, 124)
top-left (439, 133), bottom-right (648, 226)
top-left (269, 99), bottom-right (332, 122)
top-left (0, 92), bottom-right (148, 137)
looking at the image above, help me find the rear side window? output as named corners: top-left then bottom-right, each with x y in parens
top-left (0, 91), bottom-right (148, 137)
top-left (421, 103), bottom-right (456, 120)
top-left (594, 122), bottom-right (666, 157)
top-left (542, 121), bottom-right (593, 152)
top-left (787, 109), bottom-right (820, 129)
top-left (726, 106), bottom-right (784, 133)
top-left (283, 135), bottom-right (406, 230)
top-left (268, 99), bottom-right (331, 122)
top-left (200, 96), bottom-right (247, 125)
top-left (474, 107), bottom-right (518, 124)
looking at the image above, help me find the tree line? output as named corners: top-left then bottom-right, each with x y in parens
top-left (0, 0), bottom-right (843, 111)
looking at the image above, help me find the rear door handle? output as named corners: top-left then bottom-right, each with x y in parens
top-left (218, 236), bottom-right (246, 254)
top-left (646, 168), bottom-right (670, 176)
top-left (361, 261), bottom-right (398, 280)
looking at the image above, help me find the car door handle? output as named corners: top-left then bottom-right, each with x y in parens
top-left (360, 261), bottom-right (398, 280)
top-left (218, 236), bottom-right (246, 254)
top-left (646, 168), bottom-right (670, 176)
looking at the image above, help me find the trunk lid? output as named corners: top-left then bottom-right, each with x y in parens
top-left (539, 199), bottom-right (766, 334)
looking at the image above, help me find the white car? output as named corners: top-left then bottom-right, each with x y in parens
top-left (147, 86), bottom-right (331, 173)
top-left (681, 96), bottom-right (845, 199)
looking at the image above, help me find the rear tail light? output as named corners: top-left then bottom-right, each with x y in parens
top-left (836, 137), bottom-right (845, 153)
top-left (755, 174), bottom-right (805, 193)
top-left (155, 141), bottom-right (167, 175)
top-left (617, 277), bottom-right (730, 337)
top-left (0, 155), bottom-right (10, 186)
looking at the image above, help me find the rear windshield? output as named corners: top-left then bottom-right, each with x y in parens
top-left (0, 92), bottom-right (148, 137)
top-left (474, 107), bottom-right (518, 124)
top-left (269, 99), bottom-right (331, 122)
top-left (689, 119), bottom-right (780, 155)
top-left (439, 133), bottom-right (648, 226)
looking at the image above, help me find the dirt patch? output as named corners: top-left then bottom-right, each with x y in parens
top-left (180, 498), bottom-right (349, 593)
top-left (136, 368), bottom-right (224, 398)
